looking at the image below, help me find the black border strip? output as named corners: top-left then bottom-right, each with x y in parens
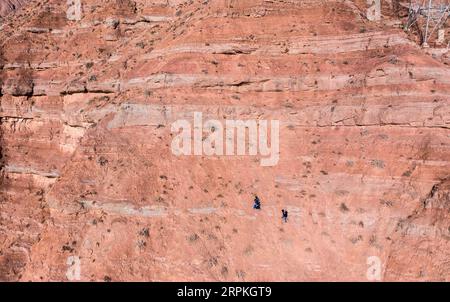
top-left (0, 282), bottom-right (447, 300)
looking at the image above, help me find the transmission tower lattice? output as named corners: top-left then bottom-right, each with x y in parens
top-left (403, 0), bottom-right (449, 46)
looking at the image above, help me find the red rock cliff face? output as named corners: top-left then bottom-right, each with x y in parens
top-left (0, 0), bottom-right (449, 281)
top-left (0, 0), bottom-right (28, 19)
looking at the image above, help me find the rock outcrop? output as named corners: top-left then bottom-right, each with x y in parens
top-left (0, 0), bottom-right (28, 19)
top-left (0, 0), bottom-right (449, 281)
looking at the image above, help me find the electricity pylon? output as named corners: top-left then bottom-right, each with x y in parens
top-left (403, 0), bottom-right (449, 46)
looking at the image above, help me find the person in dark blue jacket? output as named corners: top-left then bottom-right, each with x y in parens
top-left (282, 209), bottom-right (288, 223)
top-left (253, 195), bottom-right (261, 210)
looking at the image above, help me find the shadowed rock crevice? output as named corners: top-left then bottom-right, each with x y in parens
top-left (384, 178), bottom-right (450, 281)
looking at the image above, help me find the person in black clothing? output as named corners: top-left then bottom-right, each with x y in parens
top-left (253, 195), bottom-right (261, 210)
top-left (282, 209), bottom-right (288, 223)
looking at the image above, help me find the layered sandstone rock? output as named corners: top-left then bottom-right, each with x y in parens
top-left (0, 0), bottom-right (449, 281)
top-left (0, 0), bottom-right (28, 19)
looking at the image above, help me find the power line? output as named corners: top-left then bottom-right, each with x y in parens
top-left (403, 0), bottom-right (449, 46)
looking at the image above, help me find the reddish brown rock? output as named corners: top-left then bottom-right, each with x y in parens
top-left (0, 0), bottom-right (28, 19)
top-left (0, 0), bottom-right (449, 281)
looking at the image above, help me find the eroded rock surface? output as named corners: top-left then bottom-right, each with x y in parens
top-left (0, 0), bottom-right (449, 281)
top-left (0, 0), bottom-right (28, 19)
